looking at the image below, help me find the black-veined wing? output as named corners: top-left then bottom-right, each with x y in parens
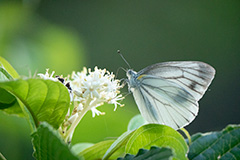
top-left (138, 61), bottom-right (215, 101)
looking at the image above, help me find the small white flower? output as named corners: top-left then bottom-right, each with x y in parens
top-left (82, 80), bottom-right (100, 98)
top-left (109, 94), bottom-right (124, 111)
top-left (73, 90), bottom-right (82, 97)
top-left (37, 69), bottom-right (58, 81)
top-left (91, 107), bottom-right (104, 117)
top-left (77, 103), bottom-right (83, 111)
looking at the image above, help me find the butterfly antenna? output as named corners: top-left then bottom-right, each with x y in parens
top-left (117, 50), bottom-right (131, 69)
top-left (116, 67), bottom-right (127, 78)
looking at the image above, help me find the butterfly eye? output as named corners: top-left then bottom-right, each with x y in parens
top-left (127, 70), bottom-right (137, 79)
top-left (126, 70), bottom-right (133, 77)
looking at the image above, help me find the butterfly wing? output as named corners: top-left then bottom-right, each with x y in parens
top-left (132, 75), bottom-right (199, 129)
top-left (131, 61), bottom-right (215, 129)
top-left (138, 61), bottom-right (215, 101)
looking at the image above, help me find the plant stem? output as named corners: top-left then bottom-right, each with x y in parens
top-left (64, 97), bottom-right (92, 142)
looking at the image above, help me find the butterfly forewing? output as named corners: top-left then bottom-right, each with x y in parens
top-left (138, 61), bottom-right (215, 101)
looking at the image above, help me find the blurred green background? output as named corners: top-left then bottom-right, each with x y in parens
top-left (0, 1), bottom-right (240, 159)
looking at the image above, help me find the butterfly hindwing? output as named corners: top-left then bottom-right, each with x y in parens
top-left (132, 75), bottom-right (199, 129)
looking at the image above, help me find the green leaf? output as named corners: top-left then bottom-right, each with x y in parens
top-left (0, 152), bottom-right (7, 160)
top-left (102, 114), bottom-right (146, 160)
top-left (32, 122), bottom-right (80, 160)
top-left (0, 87), bottom-right (24, 116)
top-left (125, 124), bottom-right (188, 160)
top-left (0, 57), bottom-right (23, 116)
top-left (80, 140), bottom-right (114, 159)
top-left (188, 124), bottom-right (240, 160)
top-left (117, 146), bottom-right (173, 160)
top-left (127, 114), bottom-right (146, 131)
top-left (71, 143), bottom-right (94, 155)
top-left (0, 56), bottom-right (19, 79)
top-left (0, 79), bottom-right (70, 129)
top-left (0, 87), bottom-right (24, 117)
top-left (0, 87), bottom-right (17, 109)
top-left (80, 140), bottom-right (125, 160)
top-left (103, 130), bottom-right (135, 160)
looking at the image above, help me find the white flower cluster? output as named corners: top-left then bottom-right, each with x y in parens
top-left (71, 67), bottom-right (123, 117)
top-left (38, 67), bottom-right (124, 143)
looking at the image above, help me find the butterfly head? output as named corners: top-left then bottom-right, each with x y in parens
top-left (126, 69), bottom-right (137, 79)
top-left (126, 69), bottom-right (139, 91)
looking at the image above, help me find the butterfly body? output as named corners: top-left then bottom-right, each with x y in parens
top-left (126, 61), bottom-right (215, 130)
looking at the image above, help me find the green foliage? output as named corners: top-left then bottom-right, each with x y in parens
top-left (105, 115), bottom-right (185, 160)
top-left (0, 79), bottom-right (70, 129)
top-left (103, 131), bottom-right (135, 160)
top-left (0, 3), bottom-right (86, 76)
top-left (127, 114), bottom-right (146, 131)
top-left (0, 88), bottom-right (17, 109)
top-left (0, 56), bottom-right (19, 80)
top-left (79, 140), bottom-right (125, 160)
top-left (1, 57), bottom-right (240, 160)
top-left (188, 124), bottom-right (240, 160)
top-left (0, 152), bottom-right (7, 160)
top-left (80, 115), bottom-right (187, 160)
top-left (32, 122), bottom-right (80, 160)
top-left (117, 146), bottom-right (173, 160)
top-left (103, 114), bottom-right (145, 159)
top-left (75, 114), bottom-right (187, 160)
top-left (0, 56), bottom-right (22, 116)
top-left (71, 143), bottom-right (94, 155)
top-left (125, 124), bottom-right (188, 160)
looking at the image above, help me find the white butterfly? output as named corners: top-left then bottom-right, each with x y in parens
top-left (126, 61), bottom-right (215, 130)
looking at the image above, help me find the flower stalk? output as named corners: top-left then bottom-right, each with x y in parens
top-left (64, 106), bottom-right (88, 142)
